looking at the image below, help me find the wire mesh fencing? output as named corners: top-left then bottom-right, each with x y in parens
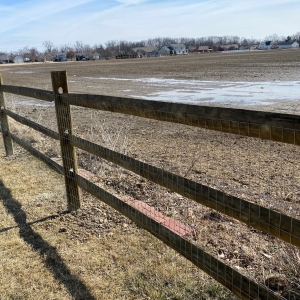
top-left (71, 106), bottom-right (300, 300)
top-left (1, 71), bottom-right (300, 299)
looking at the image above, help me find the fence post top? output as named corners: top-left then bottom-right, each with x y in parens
top-left (51, 71), bottom-right (69, 95)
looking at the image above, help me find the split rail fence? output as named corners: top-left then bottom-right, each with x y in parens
top-left (1, 71), bottom-right (300, 300)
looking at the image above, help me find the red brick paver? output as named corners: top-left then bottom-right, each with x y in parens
top-left (122, 196), bottom-right (192, 237)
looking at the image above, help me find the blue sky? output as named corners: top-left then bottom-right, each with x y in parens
top-left (0, 0), bottom-right (299, 52)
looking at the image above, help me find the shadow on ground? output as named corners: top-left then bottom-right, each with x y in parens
top-left (0, 179), bottom-right (96, 300)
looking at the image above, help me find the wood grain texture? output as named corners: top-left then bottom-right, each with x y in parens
top-left (0, 85), bottom-right (53, 102)
top-left (61, 92), bottom-right (300, 145)
top-left (51, 71), bottom-right (81, 211)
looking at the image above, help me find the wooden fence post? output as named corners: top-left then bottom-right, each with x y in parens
top-left (0, 74), bottom-right (13, 156)
top-left (51, 71), bottom-right (81, 211)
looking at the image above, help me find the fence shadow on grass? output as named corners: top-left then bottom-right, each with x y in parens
top-left (0, 212), bottom-right (69, 234)
top-left (0, 180), bottom-right (96, 300)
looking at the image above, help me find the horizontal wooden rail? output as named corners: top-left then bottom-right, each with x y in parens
top-left (7, 132), bottom-right (63, 175)
top-left (70, 134), bottom-right (300, 248)
top-left (1, 84), bottom-right (300, 145)
top-left (3, 109), bottom-right (59, 140)
top-left (74, 173), bottom-right (280, 300)
top-left (0, 85), bottom-right (53, 102)
top-left (62, 93), bottom-right (300, 145)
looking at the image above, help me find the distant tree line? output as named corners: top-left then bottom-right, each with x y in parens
top-left (1, 32), bottom-right (300, 61)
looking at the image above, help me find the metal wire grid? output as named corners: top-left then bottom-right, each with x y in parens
top-left (71, 106), bottom-right (300, 299)
top-left (1, 81), bottom-right (300, 299)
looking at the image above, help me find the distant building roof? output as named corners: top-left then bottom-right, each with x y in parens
top-left (168, 44), bottom-right (186, 48)
top-left (223, 44), bottom-right (239, 48)
top-left (131, 46), bottom-right (157, 53)
top-left (0, 54), bottom-right (8, 61)
top-left (277, 41), bottom-right (297, 45)
top-left (198, 46), bottom-right (210, 50)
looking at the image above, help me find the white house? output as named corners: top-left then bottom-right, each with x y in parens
top-left (277, 41), bottom-right (299, 49)
top-left (13, 55), bottom-right (24, 63)
top-left (167, 44), bottom-right (188, 54)
top-left (92, 52), bottom-right (101, 60)
top-left (258, 41), bottom-right (273, 50)
top-left (0, 54), bottom-right (9, 63)
top-left (55, 52), bottom-right (67, 62)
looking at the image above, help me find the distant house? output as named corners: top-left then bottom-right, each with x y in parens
top-left (188, 46), bottom-right (196, 53)
top-left (258, 41), bottom-right (273, 50)
top-left (92, 52), bottom-right (101, 60)
top-left (13, 55), bottom-right (24, 63)
top-left (0, 54), bottom-right (9, 63)
top-left (277, 41), bottom-right (299, 49)
top-left (158, 46), bottom-right (170, 56)
top-left (36, 53), bottom-right (54, 62)
top-left (55, 52), bottom-right (67, 62)
top-left (239, 44), bottom-right (250, 50)
top-left (129, 46), bottom-right (158, 57)
top-left (250, 44), bottom-right (259, 50)
top-left (194, 46), bottom-right (211, 53)
top-left (167, 44), bottom-right (188, 55)
top-left (223, 44), bottom-right (239, 51)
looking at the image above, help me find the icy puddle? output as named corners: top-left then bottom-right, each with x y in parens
top-left (9, 70), bottom-right (37, 74)
top-left (10, 78), bottom-right (300, 108)
top-left (136, 80), bottom-right (300, 106)
top-left (86, 77), bottom-right (300, 106)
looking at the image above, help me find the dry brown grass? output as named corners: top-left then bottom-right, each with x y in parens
top-left (0, 136), bottom-right (237, 299)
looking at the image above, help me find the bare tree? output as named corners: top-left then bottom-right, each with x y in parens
top-left (43, 40), bottom-right (54, 53)
top-left (83, 44), bottom-right (93, 57)
top-left (66, 50), bottom-right (76, 61)
top-left (74, 41), bottom-right (84, 53)
top-left (292, 32), bottom-right (300, 43)
top-left (59, 43), bottom-right (73, 53)
top-left (29, 47), bottom-right (39, 62)
top-left (264, 33), bottom-right (285, 42)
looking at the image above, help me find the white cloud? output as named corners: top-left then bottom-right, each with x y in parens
top-left (116, 0), bottom-right (147, 4)
top-left (1, 0), bottom-right (299, 52)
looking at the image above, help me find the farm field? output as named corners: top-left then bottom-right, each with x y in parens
top-left (1, 49), bottom-right (300, 299)
top-left (1, 48), bottom-right (300, 112)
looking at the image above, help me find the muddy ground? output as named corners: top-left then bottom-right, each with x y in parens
top-left (1, 49), bottom-right (300, 299)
